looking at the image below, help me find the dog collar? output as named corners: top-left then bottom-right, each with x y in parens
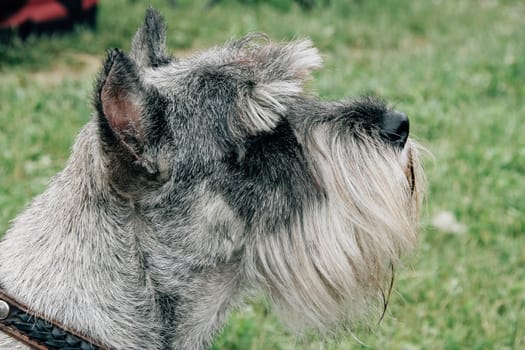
top-left (0, 289), bottom-right (111, 350)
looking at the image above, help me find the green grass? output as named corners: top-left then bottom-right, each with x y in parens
top-left (1, 0), bottom-right (524, 348)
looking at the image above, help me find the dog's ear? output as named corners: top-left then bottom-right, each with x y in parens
top-left (130, 7), bottom-right (170, 68)
top-left (94, 48), bottom-right (163, 174)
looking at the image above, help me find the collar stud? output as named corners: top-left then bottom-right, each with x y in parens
top-left (0, 300), bottom-right (9, 320)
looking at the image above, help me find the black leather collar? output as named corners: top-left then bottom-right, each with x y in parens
top-left (0, 288), bottom-right (111, 350)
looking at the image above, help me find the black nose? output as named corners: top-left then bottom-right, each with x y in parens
top-left (380, 110), bottom-right (409, 148)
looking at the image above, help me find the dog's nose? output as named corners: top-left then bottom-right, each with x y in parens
top-left (380, 110), bottom-right (409, 148)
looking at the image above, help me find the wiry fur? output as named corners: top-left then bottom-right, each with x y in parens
top-left (248, 132), bottom-right (423, 331)
top-left (0, 8), bottom-right (424, 350)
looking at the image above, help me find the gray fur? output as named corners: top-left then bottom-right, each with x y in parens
top-left (0, 8), bottom-right (424, 350)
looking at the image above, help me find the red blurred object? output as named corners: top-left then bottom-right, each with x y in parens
top-left (0, 0), bottom-right (98, 39)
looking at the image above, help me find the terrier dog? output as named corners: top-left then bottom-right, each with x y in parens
top-left (0, 8), bottom-right (424, 350)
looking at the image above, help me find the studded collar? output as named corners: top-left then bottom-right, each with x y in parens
top-left (0, 288), bottom-right (111, 350)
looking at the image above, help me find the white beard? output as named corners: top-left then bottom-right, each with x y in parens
top-left (246, 126), bottom-right (425, 332)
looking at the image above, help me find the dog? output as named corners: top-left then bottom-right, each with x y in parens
top-left (0, 8), bottom-right (424, 350)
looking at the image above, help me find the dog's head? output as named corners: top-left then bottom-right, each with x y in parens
top-left (93, 8), bottom-right (424, 332)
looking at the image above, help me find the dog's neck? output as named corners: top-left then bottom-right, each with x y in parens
top-left (0, 122), bottom-right (163, 348)
top-left (0, 121), bottom-right (238, 349)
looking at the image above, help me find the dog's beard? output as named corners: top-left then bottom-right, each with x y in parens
top-left (247, 125), bottom-right (424, 333)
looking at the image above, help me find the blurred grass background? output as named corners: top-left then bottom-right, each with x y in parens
top-left (0, 0), bottom-right (524, 349)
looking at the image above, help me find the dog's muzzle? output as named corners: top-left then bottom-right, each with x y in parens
top-left (380, 110), bottom-right (417, 192)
